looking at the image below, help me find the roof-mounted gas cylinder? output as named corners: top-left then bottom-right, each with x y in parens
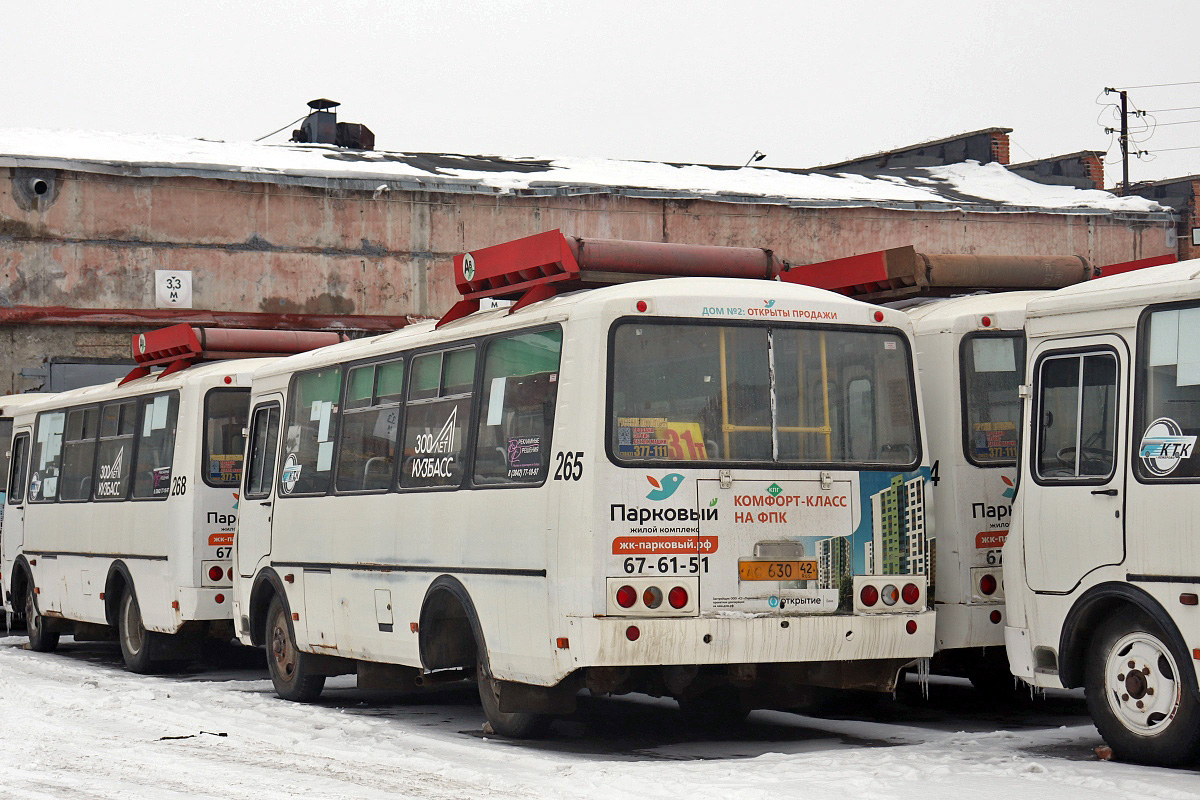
top-left (438, 229), bottom-right (788, 327)
top-left (119, 324), bottom-right (349, 385)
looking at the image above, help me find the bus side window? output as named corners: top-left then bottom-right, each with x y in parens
top-left (336, 360), bottom-right (403, 493)
top-left (245, 404), bottom-right (281, 499)
top-left (473, 328), bottom-right (562, 486)
top-left (400, 347), bottom-right (475, 490)
top-left (133, 393), bottom-right (179, 499)
top-left (8, 433), bottom-right (29, 505)
top-left (1138, 306), bottom-right (1200, 480)
top-left (29, 411), bottom-right (66, 503)
top-left (1036, 353), bottom-right (1118, 480)
top-left (282, 368), bottom-right (342, 496)
top-left (94, 400), bottom-right (137, 501)
top-left (59, 407), bottom-right (99, 501)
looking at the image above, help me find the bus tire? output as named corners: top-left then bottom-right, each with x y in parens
top-left (265, 594), bottom-right (325, 702)
top-left (118, 588), bottom-right (166, 673)
top-left (1085, 609), bottom-right (1200, 766)
top-left (476, 653), bottom-right (550, 739)
top-left (24, 585), bottom-right (59, 653)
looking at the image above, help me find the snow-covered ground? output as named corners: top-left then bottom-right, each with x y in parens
top-left (1, 636), bottom-right (1196, 800)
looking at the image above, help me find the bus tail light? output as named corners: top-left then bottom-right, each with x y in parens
top-left (854, 576), bottom-right (927, 613)
top-left (201, 560), bottom-right (230, 588)
top-left (606, 577), bottom-right (699, 616)
top-left (979, 574), bottom-right (998, 595)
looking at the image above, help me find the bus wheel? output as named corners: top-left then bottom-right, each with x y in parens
top-left (476, 654), bottom-right (551, 739)
top-left (1085, 610), bottom-right (1200, 766)
top-left (265, 595), bottom-right (325, 702)
top-left (118, 589), bottom-right (165, 673)
top-left (24, 585), bottom-right (59, 653)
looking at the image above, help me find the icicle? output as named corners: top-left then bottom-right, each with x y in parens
top-left (916, 657), bottom-right (931, 700)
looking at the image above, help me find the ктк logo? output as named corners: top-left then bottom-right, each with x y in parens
top-left (646, 473), bottom-right (684, 501)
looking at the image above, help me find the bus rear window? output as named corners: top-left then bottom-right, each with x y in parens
top-left (205, 389), bottom-right (250, 487)
top-left (610, 322), bottom-right (919, 467)
top-left (962, 334), bottom-right (1026, 465)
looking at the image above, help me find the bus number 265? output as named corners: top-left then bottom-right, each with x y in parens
top-left (554, 451), bottom-right (584, 481)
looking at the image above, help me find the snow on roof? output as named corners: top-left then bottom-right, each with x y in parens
top-left (0, 127), bottom-right (1169, 215)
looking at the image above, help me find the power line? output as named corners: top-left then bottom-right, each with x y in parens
top-left (1144, 105), bottom-right (1200, 113)
top-left (1143, 145), bottom-right (1200, 153)
top-left (253, 115), bottom-right (307, 143)
top-left (1114, 80), bottom-right (1200, 90)
top-left (1146, 118), bottom-right (1200, 127)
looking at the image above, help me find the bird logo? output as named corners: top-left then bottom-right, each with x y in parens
top-left (764, 299), bottom-right (776, 309)
top-left (1000, 475), bottom-right (1015, 500)
top-left (646, 473), bottom-right (685, 501)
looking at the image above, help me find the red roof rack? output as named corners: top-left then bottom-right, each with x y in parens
top-left (778, 246), bottom-right (1099, 300)
top-left (119, 324), bottom-right (349, 385)
top-left (1098, 253), bottom-right (1177, 277)
top-left (438, 229), bottom-right (787, 327)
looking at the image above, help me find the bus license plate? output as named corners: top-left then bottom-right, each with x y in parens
top-left (738, 560), bottom-right (818, 581)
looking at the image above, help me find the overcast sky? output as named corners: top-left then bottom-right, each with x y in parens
top-left (7, 1), bottom-right (1199, 187)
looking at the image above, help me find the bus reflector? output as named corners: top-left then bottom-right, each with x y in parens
top-left (1181, 593), bottom-right (1198, 606)
top-left (873, 310), bottom-right (884, 322)
top-left (981, 316), bottom-right (992, 327)
top-left (636, 300), bottom-right (648, 313)
top-left (224, 376), bottom-right (232, 384)
top-left (616, 585), bottom-right (637, 608)
top-left (906, 620), bottom-right (917, 635)
top-left (979, 574), bottom-right (998, 595)
top-left (556, 637), bottom-right (569, 649)
top-left (668, 586), bottom-right (688, 609)
top-left (284, 574), bottom-right (295, 583)
top-left (990, 610), bottom-right (1002, 624)
top-left (901, 583), bottom-right (920, 605)
top-left (881, 584), bottom-right (899, 606)
top-left (860, 585), bottom-right (878, 607)
top-left (410, 622), bottom-right (419, 632)
top-left (33, 587), bottom-right (39, 594)
top-left (626, 626), bottom-right (640, 642)
top-left (291, 612), bottom-right (299, 621)
top-left (215, 594), bottom-right (225, 604)
top-left (171, 601), bottom-right (179, 609)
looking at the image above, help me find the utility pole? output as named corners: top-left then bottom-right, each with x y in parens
top-left (1104, 87), bottom-right (1131, 195)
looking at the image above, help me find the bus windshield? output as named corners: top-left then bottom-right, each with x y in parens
top-left (610, 321), bottom-right (919, 466)
top-left (961, 333), bottom-right (1025, 465)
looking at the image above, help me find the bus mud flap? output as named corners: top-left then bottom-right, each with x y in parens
top-left (496, 675), bottom-right (580, 715)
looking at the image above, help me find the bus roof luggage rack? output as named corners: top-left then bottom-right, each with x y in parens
top-left (120, 324), bottom-right (350, 385)
top-left (778, 245), bottom-right (1099, 301)
top-left (438, 229), bottom-right (790, 327)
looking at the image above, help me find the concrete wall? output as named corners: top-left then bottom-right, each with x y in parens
top-left (2, 166), bottom-right (1176, 317)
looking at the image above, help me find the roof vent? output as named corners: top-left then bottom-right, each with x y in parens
top-left (291, 98), bottom-right (375, 150)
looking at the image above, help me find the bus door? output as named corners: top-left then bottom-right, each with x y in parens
top-left (2, 430), bottom-right (31, 573)
top-left (1022, 338), bottom-right (1127, 593)
top-left (237, 397), bottom-right (282, 577)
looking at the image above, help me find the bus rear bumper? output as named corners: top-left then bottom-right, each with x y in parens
top-left (570, 610), bottom-right (935, 671)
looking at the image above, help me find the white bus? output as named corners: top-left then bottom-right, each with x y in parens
top-left (233, 233), bottom-right (935, 737)
top-left (1005, 259), bottom-right (1200, 766)
top-left (0, 394), bottom-right (50, 627)
top-left (2, 325), bottom-right (340, 671)
top-left (904, 293), bottom-right (1041, 692)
